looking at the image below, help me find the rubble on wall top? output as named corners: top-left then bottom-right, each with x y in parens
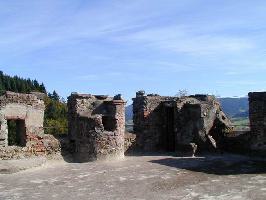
top-left (189, 94), bottom-right (215, 101)
top-left (0, 91), bottom-right (45, 109)
top-left (147, 94), bottom-right (160, 97)
top-left (136, 90), bottom-right (145, 97)
top-left (94, 95), bottom-right (109, 100)
top-left (114, 94), bottom-right (122, 100)
top-left (1, 91), bottom-right (46, 101)
top-left (249, 91), bottom-right (266, 94)
top-left (134, 91), bottom-right (216, 102)
top-left (30, 92), bottom-right (46, 100)
top-left (69, 92), bottom-right (125, 102)
top-left (69, 93), bottom-right (109, 100)
top-left (70, 92), bottom-right (93, 99)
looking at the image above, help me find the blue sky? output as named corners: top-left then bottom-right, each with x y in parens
top-left (1, 0), bottom-right (266, 102)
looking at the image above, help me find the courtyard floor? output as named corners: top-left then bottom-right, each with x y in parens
top-left (0, 153), bottom-right (266, 200)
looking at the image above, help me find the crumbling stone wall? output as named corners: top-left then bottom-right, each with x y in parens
top-left (0, 91), bottom-right (60, 160)
top-left (249, 92), bottom-right (266, 152)
top-left (175, 95), bottom-right (231, 150)
top-left (68, 93), bottom-right (126, 162)
top-left (133, 91), bottom-right (231, 152)
top-left (133, 91), bottom-right (177, 151)
top-left (124, 131), bottom-right (136, 153)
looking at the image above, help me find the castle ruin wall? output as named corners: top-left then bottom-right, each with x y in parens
top-left (68, 93), bottom-right (126, 162)
top-left (249, 92), bottom-right (266, 152)
top-left (0, 91), bottom-right (60, 160)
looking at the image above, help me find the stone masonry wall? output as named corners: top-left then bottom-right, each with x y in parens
top-left (0, 91), bottom-right (60, 160)
top-left (133, 91), bottom-right (177, 151)
top-left (68, 93), bottom-right (126, 162)
top-left (174, 95), bottom-right (231, 150)
top-left (133, 91), bottom-right (231, 152)
top-left (249, 92), bottom-right (266, 152)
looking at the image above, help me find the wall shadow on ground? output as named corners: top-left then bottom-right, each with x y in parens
top-left (53, 134), bottom-right (76, 163)
top-left (53, 133), bottom-right (266, 171)
top-left (149, 154), bottom-right (266, 175)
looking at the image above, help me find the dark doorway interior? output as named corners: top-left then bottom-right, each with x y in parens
top-left (162, 106), bottom-right (175, 151)
top-left (7, 119), bottom-right (26, 146)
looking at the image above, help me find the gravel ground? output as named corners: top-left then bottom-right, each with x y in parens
top-left (0, 153), bottom-right (265, 200)
top-left (0, 157), bottom-right (47, 174)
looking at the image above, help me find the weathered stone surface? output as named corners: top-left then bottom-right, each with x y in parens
top-left (124, 131), bottom-right (136, 153)
top-left (223, 130), bottom-right (252, 153)
top-left (0, 91), bottom-right (60, 160)
top-left (249, 92), bottom-right (266, 152)
top-left (133, 91), bottom-right (232, 152)
top-left (68, 93), bottom-right (126, 162)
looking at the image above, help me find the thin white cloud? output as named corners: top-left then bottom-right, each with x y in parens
top-left (114, 25), bottom-right (255, 55)
top-left (0, 0), bottom-right (262, 58)
top-left (1, 0), bottom-right (266, 98)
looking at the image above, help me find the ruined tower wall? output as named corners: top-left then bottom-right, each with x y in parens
top-left (0, 92), bottom-right (45, 147)
top-left (0, 92), bottom-right (60, 160)
top-left (249, 92), bottom-right (266, 152)
top-left (175, 103), bottom-right (203, 146)
top-left (68, 93), bottom-right (125, 162)
top-left (174, 96), bottom-right (227, 148)
top-left (133, 92), bottom-right (176, 151)
top-left (133, 92), bottom-right (231, 152)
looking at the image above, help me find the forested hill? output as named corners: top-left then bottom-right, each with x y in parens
top-left (0, 71), bottom-right (46, 94)
top-left (218, 97), bottom-right (249, 118)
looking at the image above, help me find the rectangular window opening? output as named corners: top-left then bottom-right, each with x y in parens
top-left (102, 116), bottom-right (117, 132)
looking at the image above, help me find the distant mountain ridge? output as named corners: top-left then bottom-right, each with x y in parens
top-left (125, 97), bottom-right (249, 121)
top-left (126, 104), bottom-right (133, 121)
top-left (218, 97), bottom-right (248, 118)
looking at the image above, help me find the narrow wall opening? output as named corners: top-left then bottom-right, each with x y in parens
top-left (7, 119), bottom-right (26, 147)
top-left (162, 106), bottom-right (175, 151)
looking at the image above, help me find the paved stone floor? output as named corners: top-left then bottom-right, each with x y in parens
top-left (0, 154), bottom-right (266, 200)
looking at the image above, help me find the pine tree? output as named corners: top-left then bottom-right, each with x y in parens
top-left (39, 83), bottom-right (46, 93)
top-left (49, 90), bottom-right (60, 101)
top-left (33, 79), bottom-right (39, 90)
top-left (20, 82), bottom-right (27, 93)
top-left (10, 79), bottom-right (17, 92)
top-left (0, 71), bottom-right (4, 83)
top-left (0, 79), bottom-right (4, 93)
top-left (5, 78), bottom-right (11, 91)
